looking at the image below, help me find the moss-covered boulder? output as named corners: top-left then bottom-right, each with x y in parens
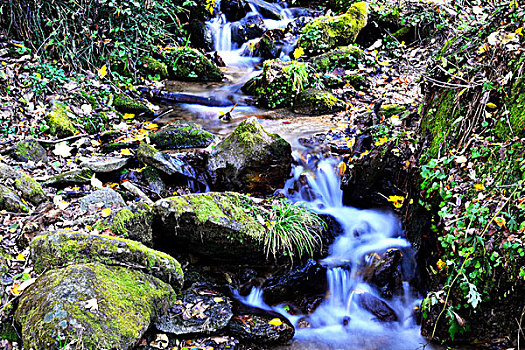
top-left (169, 47), bottom-right (223, 82)
top-left (43, 168), bottom-right (94, 187)
top-left (296, 2), bottom-right (368, 56)
top-left (0, 162), bottom-right (47, 205)
top-left (109, 203), bottom-right (153, 246)
top-left (13, 138), bottom-right (47, 163)
top-left (113, 95), bottom-right (153, 116)
top-left (207, 117), bottom-right (292, 194)
top-left (293, 88), bottom-right (347, 115)
top-left (31, 230), bottom-right (183, 290)
top-left (0, 184), bottom-right (29, 213)
top-left (15, 263), bottom-right (175, 350)
top-left (139, 56), bottom-right (169, 79)
top-left (153, 192), bottom-right (266, 262)
top-left (45, 103), bottom-right (79, 137)
top-left (137, 142), bottom-right (198, 180)
top-left (311, 45), bottom-right (365, 72)
top-left (149, 120), bottom-right (215, 150)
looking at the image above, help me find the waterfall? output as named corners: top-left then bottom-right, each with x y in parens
top-left (240, 150), bottom-right (430, 349)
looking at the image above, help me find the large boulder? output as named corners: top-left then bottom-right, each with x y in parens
top-left (153, 192), bottom-right (325, 263)
top-left (0, 162), bottom-right (47, 205)
top-left (207, 117), bottom-right (292, 194)
top-left (155, 284), bottom-right (233, 335)
top-left (293, 88), bottom-right (347, 115)
top-left (296, 2), bottom-right (368, 55)
top-left (169, 47), bottom-right (223, 82)
top-left (149, 120), bottom-right (215, 150)
top-left (186, 21), bottom-right (214, 52)
top-left (30, 230), bottom-right (184, 290)
top-left (15, 263), bottom-right (175, 350)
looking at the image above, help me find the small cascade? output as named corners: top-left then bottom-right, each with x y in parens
top-left (241, 150), bottom-right (429, 349)
top-left (208, 14), bottom-right (232, 52)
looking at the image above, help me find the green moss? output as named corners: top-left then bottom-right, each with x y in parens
top-left (0, 320), bottom-right (18, 342)
top-left (139, 56), bottom-right (169, 79)
top-left (169, 47), bottom-right (223, 82)
top-left (149, 120), bottom-right (215, 149)
top-left (297, 2), bottom-right (368, 55)
top-left (31, 231), bottom-right (183, 290)
top-left (497, 74), bottom-right (525, 139)
top-left (294, 88), bottom-right (346, 115)
top-left (44, 103), bottom-right (78, 137)
top-left (0, 184), bottom-right (29, 213)
top-left (311, 45), bottom-right (364, 72)
top-left (378, 104), bottom-right (408, 118)
top-left (16, 263), bottom-right (175, 350)
top-left (113, 95), bottom-right (152, 115)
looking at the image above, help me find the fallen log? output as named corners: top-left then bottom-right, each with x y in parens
top-left (139, 88), bottom-right (234, 107)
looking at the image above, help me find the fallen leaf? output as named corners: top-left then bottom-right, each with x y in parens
top-left (120, 148), bottom-right (132, 156)
top-left (91, 174), bottom-right (104, 189)
top-left (494, 217), bottom-right (506, 227)
top-left (339, 162), bottom-right (347, 176)
top-left (85, 298), bottom-right (99, 311)
top-left (98, 64), bottom-right (107, 79)
top-left (486, 102), bottom-right (497, 109)
top-left (213, 297), bottom-right (224, 303)
top-left (100, 208), bottom-right (111, 218)
top-left (268, 318), bottom-right (282, 326)
top-left (455, 155), bottom-right (468, 164)
top-left (474, 183), bottom-right (485, 191)
top-left (53, 141), bottom-right (73, 158)
top-left (16, 253), bottom-right (25, 261)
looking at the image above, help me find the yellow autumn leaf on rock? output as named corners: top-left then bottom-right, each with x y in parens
top-left (268, 318), bottom-right (282, 326)
top-left (100, 208), bottom-right (112, 218)
top-left (144, 122), bottom-right (159, 131)
top-left (213, 297), bottom-right (224, 303)
top-left (98, 64), bottom-right (108, 79)
top-left (375, 137), bottom-right (388, 146)
top-left (123, 113), bottom-right (135, 120)
top-left (387, 195), bottom-right (405, 209)
top-left (16, 254), bottom-right (26, 261)
top-left (494, 217), bottom-right (506, 227)
top-left (486, 102), bottom-right (497, 109)
top-left (121, 148), bottom-right (132, 156)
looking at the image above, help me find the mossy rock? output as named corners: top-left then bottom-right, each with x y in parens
top-left (79, 187), bottom-right (126, 211)
top-left (13, 138), bottom-right (47, 163)
top-left (311, 45), bottom-right (365, 72)
top-left (153, 192), bottom-right (267, 262)
top-left (139, 56), bottom-right (169, 79)
top-left (378, 104), bottom-right (408, 118)
top-left (149, 120), bottom-right (216, 150)
top-left (293, 88), bottom-right (347, 115)
top-left (207, 117), bottom-right (292, 194)
top-left (15, 263), bottom-right (175, 350)
top-left (0, 184), bottom-right (29, 213)
top-left (30, 230), bottom-right (184, 290)
top-left (296, 2), bottom-right (368, 56)
top-left (109, 203), bottom-right (154, 246)
top-left (0, 247), bottom-right (11, 276)
top-left (137, 142), bottom-right (198, 180)
top-left (169, 47), bottom-right (223, 82)
top-left (44, 103), bottom-right (79, 138)
top-left (43, 168), bottom-right (94, 187)
top-left (0, 162), bottom-right (47, 205)
top-left (497, 72), bottom-right (525, 139)
top-left (113, 95), bottom-right (152, 116)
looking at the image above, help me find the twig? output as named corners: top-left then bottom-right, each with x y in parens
top-left (34, 133), bottom-right (88, 144)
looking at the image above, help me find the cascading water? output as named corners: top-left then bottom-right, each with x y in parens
top-left (239, 150), bottom-right (432, 349)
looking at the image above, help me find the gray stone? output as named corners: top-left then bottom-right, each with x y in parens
top-left (79, 187), bottom-right (125, 211)
top-left (80, 156), bottom-right (129, 173)
top-left (0, 162), bottom-right (47, 205)
top-left (0, 184), bottom-right (28, 213)
top-left (13, 138), bottom-right (48, 163)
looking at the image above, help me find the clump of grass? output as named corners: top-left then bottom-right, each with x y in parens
top-left (265, 200), bottom-right (325, 263)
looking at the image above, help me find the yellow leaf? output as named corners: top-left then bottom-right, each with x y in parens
top-left (516, 27), bottom-right (523, 36)
top-left (486, 102), bottom-right (497, 109)
top-left (293, 47), bottom-right (304, 60)
top-left (100, 208), bottom-right (112, 218)
top-left (144, 122), bottom-right (159, 131)
top-left (120, 148), bottom-right (132, 156)
top-left (387, 195), bottom-right (405, 209)
top-left (375, 137), bottom-right (388, 146)
top-left (339, 162), bottom-right (347, 176)
top-left (474, 183), bottom-right (485, 191)
top-left (123, 113), bottom-right (135, 120)
top-left (98, 64), bottom-right (108, 79)
top-left (213, 297), bottom-right (224, 303)
top-left (477, 44), bottom-right (489, 54)
top-left (91, 140), bottom-right (102, 147)
top-left (494, 217), bottom-right (506, 227)
top-left (436, 259), bottom-right (446, 270)
top-left (268, 318), bottom-right (282, 326)
top-left (10, 283), bottom-right (21, 296)
top-left (16, 254), bottom-right (26, 261)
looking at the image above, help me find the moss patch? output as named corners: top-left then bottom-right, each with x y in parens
top-left (169, 47), bottom-right (223, 82)
top-left (113, 95), bottom-right (152, 116)
top-left (44, 103), bottom-right (78, 137)
top-left (293, 88), bottom-right (347, 115)
top-left (139, 56), bottom-right (169, 79)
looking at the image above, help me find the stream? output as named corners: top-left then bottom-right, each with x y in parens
top-left (159, 1), bottom-right (430, 348)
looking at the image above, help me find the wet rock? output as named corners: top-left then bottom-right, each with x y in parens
top-left (155, 284), bottom-right (233, 335)
top-left (228, 303), bottom-right (294, 344)
top-left (43, 168), bottom-right (94, 186)
top-left (186, 21), bottom-right (214, 52)
top-left (15, 263), bottom-right (175, 350)
top-left (104, 203), bottom-right (154, 246)
top-left (249, 0), bottom-right (283, 20)
top-left (286, 16), bottom-right (315, 35)
top-left (220, 0), bottom-right (250, 22)
top-left (139, 56), bottom-right (169, 79)
top-left (254, 29), bottom-right (286, 59)
top-left (0, 184), bottom-right (29, 213)
top-left (262, 259), bottom-right (327, 305)
top-left (143, 166), bottom-right (166, 197)
top-left (363, 249), bottom-right (403, 298)
top-left (79, 187), bottom-right (126, 211)
top-left (355, 292), bottom-right (398, 322)
top-left (137, 142), bottom-right (199, 182)
top-left (169, 47), bottom-right (223, 82)
top-left (45, 103), bottom-right (78, 137)
top-left (114, 94), bottom-right (153, 116)
top-left (31, 230), bottom-right (183, 290)
top-left (296, 2), bottom-right (368, 55)
top-left (149, 120), bottom-right (215, 150)
top-left (207, 117), bottom-right (292, 194)
top-left (80, 156), bottom-right (129, 173)
top-left (0, 162), bottom-right (47, 205)
top-left (153, 192), bottom-right (267, 263)
top-left (293, 88), bottom-right (347, 115)
top-left (13, 138), bottom-right (47, 163)
top-left (231, 15), bottom-right (267, 45)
